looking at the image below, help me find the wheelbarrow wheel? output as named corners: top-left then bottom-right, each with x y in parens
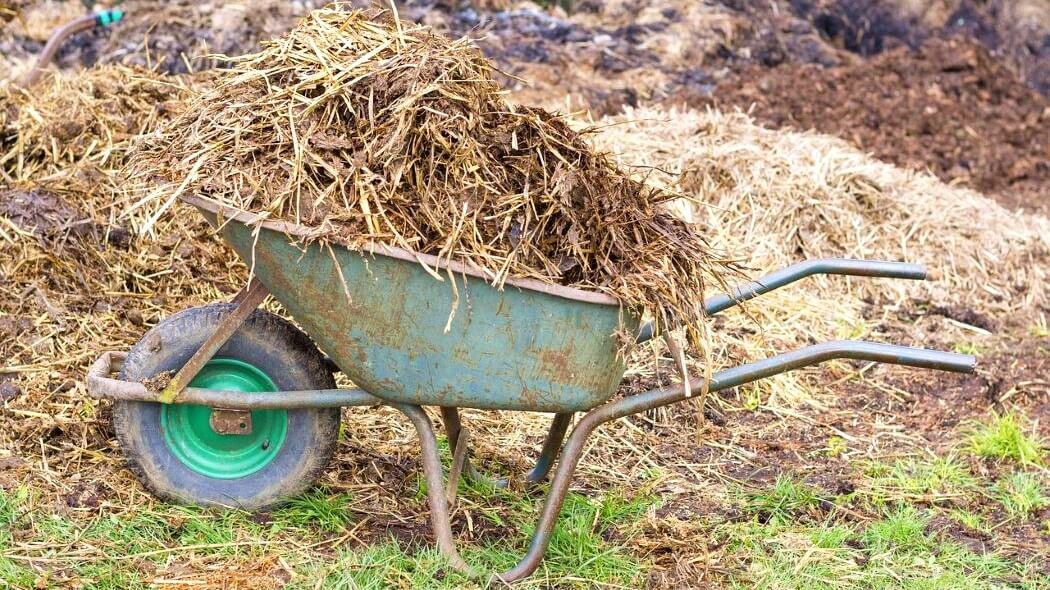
top-left (113, 303), bottom-right (340, 510)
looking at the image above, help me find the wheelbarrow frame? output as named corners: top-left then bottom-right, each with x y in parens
top-left (85, 206), bottom-right (976, 583)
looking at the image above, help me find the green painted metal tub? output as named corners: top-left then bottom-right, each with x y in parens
top-left (186, 196), bottom-right (639, 413)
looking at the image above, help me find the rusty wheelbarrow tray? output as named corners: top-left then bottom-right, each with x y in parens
top-left (86, 195), bottom-right (976, 583)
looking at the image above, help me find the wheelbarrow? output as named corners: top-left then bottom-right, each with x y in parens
top-left (86, 194), bottom-right (976, 583)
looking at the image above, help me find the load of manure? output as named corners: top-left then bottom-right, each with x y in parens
top-left (132, 2), bottom-right (735, 358)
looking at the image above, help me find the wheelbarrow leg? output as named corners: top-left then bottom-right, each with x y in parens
top-left (397, 403), bottom-right (616, 583)
top-left (440, 408), bottom-right (573, 488)
top-left (398, 404), bottom-right (475, 576)
top-left (439, 407), bottom-right (503, 491)
top-left (525, 412), bottom-right (572, 484)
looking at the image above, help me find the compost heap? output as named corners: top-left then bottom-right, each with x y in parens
top-left (0, 65), bottom-right (208, 359)
top-left (134, 3), bottom-right (734, 356)
top-left (1, 64), bottom-right (196, 193)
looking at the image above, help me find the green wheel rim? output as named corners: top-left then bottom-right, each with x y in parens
top-left (161, 358), bottom-right (287, 479)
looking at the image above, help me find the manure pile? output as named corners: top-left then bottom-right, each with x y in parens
top-left (1, 64), bottom-right (199, 197)
top-left (135, 3), bottom-right (735, 355)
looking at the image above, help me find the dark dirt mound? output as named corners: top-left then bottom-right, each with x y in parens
top-left (789, 0), bottom-right (1050, 96)
top-left (790, 0), bottom-right (928, 55)
top-left (690, 37), bottom-right (1050, 215)
top-left (0, 186), bottom-right (79, 235)
top-left (403, 0), bottom-right (853, 115)
top-left (92, 0), bottom-right (323, 73)
top-left (399, 1), bottom-right (1050, 207)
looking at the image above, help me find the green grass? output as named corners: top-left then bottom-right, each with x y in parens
top-left (72, 562), bottom-right (150, 590)
top-left (2, 447), bottom-right (1045, 589)
top-left (720, 521), bottom-right (859, 590)
top-left (0, 487), bottom-right (27, 533)
top-left (952, 342), bottom-right (987, 355)
top-left (0, 556), bottom-right (37, 590)
top-left (861, 504), bottom-right (933, 554)
top-left (289, 542), bottom-right (461, 590)
top-left (947, 507), bottom-right (991, 534)
top-left (992, 472), bottom-right (1048, 517)
top-left (285, 488), bottom-right (654, 589)
top-left (742, 475), bottom-right (822, 525)
top-left (967, 412), bottom-right (1045, 465)
top-left (714, 454), bottom-right (1050, 590)
top-left (718, 501), bottom-right (1032, 590)
top-left (826, 435), bottom-right (848, 458)
top-left (0, 483), bottom-right (653, 590)
top-left (0, 489), bottom-right (42, 588)
top-left (273, 488), bottom-right (355, 532)
top-left (859, 455), bottom-right (977, 504)
top-left (526, 491), bottom-right (653, 583)
top-left (0, 489), bottom-right (37, 589)
top-left (740, 384), bottom-right (764, 411)
top-left (79, 510), bottom-right (174, 556)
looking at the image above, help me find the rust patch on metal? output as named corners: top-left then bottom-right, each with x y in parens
top-left (451, 344), bottom-right (476, 364)
top-left (354, 257), bottom-right (410, 349)
top-left (517, 384), bottom-right (542, 409)
top-left (210, 408), bottom-right (253, 435)
top-left (538, 344), bottom-right (579, 386)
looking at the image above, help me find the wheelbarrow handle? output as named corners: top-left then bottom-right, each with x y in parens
top-left (637, 258), bottom-right (927, 343)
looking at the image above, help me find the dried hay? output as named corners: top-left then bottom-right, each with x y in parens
top-left (593, 106), bottom-right (1048, 321)
top-left (0, 0), bottom-right (26, 24)
top-left (132, 3), bottom-right (736, 359)
top-left (1, 0), bottom-right (78, 40)
top-left (0, 66), bottom-right (235, 491)
top-left (1, 64), bottom-right (199, 193)
top-left (0, 64), bottom-right (212, 422)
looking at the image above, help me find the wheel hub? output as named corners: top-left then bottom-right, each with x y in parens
top-left (209, 408), bottom-right (254, 435)
top-left (160, 358), bottom-right (288, 479)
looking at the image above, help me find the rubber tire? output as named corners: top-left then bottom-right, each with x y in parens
top-left (114, 303), bottom-right (340, 510)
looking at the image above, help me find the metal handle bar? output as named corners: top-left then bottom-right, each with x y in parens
top-left (636, 258), bottom-right (927, 344)
top-left (404, 339), bottom-right (974, 583)
top-left (86, 351), bottom-right (383, 409)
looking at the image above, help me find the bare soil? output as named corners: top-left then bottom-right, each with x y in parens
top-left (689, 38), bottom-right (1050, 215)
